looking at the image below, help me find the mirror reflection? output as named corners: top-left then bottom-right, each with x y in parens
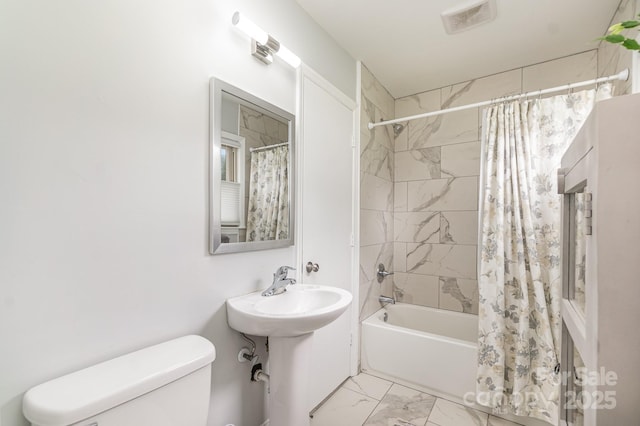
top-left (220, 97), bottom-right (290, 243)
top-left (209, 78), bottom-right (295, 255)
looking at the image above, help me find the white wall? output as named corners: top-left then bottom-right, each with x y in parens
top-left (0, 1), bottom-right (355, 425)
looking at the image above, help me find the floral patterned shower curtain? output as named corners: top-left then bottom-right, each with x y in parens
top-left (246, 145), bottom-right (289, 241)
top-left (476, 86), bottom-right (611, 424)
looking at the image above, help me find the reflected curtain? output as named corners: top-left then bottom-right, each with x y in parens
top-left (246, 145), bottom-right (289, 241)
top-left (476, 85), bottom-right (611, 424)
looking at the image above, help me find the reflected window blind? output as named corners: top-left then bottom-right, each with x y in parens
top-left (220, 181), bottom-right (241, 226)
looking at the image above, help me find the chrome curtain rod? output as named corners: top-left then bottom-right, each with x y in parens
top-left (249, 142), bottom-right (289, 152)
top-left (368, 68), bottom-right (630, 130)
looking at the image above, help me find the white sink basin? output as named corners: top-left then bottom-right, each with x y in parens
top-left (226, 284), bottom-right (352, 337)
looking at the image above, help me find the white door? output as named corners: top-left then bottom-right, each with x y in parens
top-left (298, 68), bottom-right (356, 411)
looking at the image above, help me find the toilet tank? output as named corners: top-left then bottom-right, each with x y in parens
top-left (23, 335), bottom-right (216, 426)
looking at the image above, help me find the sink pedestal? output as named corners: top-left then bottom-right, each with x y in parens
top-left (226, 284), bottom-right (353, 425)
top-left (269, 333), bottom-right (313, 426)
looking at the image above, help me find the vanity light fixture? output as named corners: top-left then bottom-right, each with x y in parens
top-left (231, 11), bottom-right (301, 68)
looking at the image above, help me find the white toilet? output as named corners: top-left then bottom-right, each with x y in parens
top-left (22, 335), bottom-right (216, 426)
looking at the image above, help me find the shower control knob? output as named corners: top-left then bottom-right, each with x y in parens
top-left (377, 263), bottom-right (394, 282)
top-left (305, 261), bottom-right (320, 273)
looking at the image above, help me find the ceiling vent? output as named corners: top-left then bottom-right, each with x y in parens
top-left (441, 0), bottom-right (497, 34)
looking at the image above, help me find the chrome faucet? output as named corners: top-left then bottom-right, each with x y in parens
top-left (261, 266), bottom-right (297, 297)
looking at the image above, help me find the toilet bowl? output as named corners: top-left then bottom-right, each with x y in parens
top-left (23, 335), bottom-right (216, 426)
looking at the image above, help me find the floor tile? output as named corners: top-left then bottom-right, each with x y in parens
top-left (311, 387), bottom-right (379, 426)
top-left (487, 415), bottom-right (523, 426)
top-left (364, 383), bottom-right (436, 426)
top-left (427, 398), bottom-right (488, 426)
top-left (342, 373), bottom-right (394, 400)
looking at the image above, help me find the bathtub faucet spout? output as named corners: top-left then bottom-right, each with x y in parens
top-left (379, 295), bottom-right (395, 305)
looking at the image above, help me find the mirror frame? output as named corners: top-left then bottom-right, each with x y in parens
top-left (209, 77), bottom-right (295, 255)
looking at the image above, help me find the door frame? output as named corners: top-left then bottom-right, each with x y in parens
top-left (295, 64), bottom-right (359, 376)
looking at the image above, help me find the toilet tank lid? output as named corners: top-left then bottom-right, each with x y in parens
top-left (23, 335), bottom-right (215, 426)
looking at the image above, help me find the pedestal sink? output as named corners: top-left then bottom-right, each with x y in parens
top-left (226, 284), bottom-right (352, 425)
top-left (227, 284), bottom-right (352, 337)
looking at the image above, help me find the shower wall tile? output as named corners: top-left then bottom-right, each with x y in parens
top-left (362, 97), bottom-right (394, 152)
top-left (393, 242), bottom-right (407, 273)
top-left (434, 108), bottom-right (479, 146)
top-left (442, 69), bottom-right (522, 108)
top-left (394, 124), bottom-right (408, 151)
top-left (361, 173), bottom-right (393, 211)
top-left (394, 182), bottom-right (407, 211)
top-left (394, 148), bottom-right (441, 181)
top-left (522, 51), bottom-right (598, 93)
top-left (360, 94), bottom-right (376, 136)
top-left (440, 211), bottom-right (478, 245)
top-left (361, 244), bottom-right (391, 286)
top-left (361, 210), bottom-right (394, 246)
top-left (361, 64), bottom-right (394, 120)
top-left (360, 242), bottom-right (394, 321)
top-left (406, 243), bottom-right (477, 279)
top-left (374, 119), bottom-right (395, 151)
top-left (381, 276), bottom-right (394, 297)
top-left (361, 139), bottom-right (393, 181)
top-left (392, 273), bottom-right (439, 308)
top-left (362, 102), bottom-right (394, 181)
top-left (407, 177), bottom-right (478, 212)
top-left (394, 212), bottom-right (440, 243)
top-left (395, 89), bottom-right (440, 118)
top-left (360, 63), bottom-right (395, 321)
top-left (406, 117), bottom-right (438, 149)
top-left (407, 109), bottom-right (478, 149)
top-left (439, 277), bottom-right (479, 314)
top-left (441, 141), bottom-right (481, 177)
top-left (362, 48), bottom-right (603, 318)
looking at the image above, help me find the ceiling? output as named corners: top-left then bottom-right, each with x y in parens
top-left (295, 0), bottom-right (622, 98)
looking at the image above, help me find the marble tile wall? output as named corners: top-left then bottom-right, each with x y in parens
top-left (391, 50), bottom-right (599, 315)
top-left (360, 34), bottom-right (628, 316)
top-left (360, 64), bottom-right (395, 321)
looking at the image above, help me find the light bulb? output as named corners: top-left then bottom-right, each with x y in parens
top-left (231, 12), bottom-right (268, 46)
top-left (276, 45), bottom-right (301, 68)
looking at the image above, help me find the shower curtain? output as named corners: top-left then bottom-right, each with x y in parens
top-left (246, 145), bottom-right (289, 241)
top-left (476, 85), bottom-right (611, 424)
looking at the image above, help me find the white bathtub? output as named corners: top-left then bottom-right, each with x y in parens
top-left (361, 303), bottom-right (478, 400)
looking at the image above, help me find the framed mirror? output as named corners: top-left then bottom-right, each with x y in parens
top-left (209, 78), bottom-right (295, 255)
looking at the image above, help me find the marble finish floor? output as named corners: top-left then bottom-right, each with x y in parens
top-left (311, 373), bottom-right (522, 426)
